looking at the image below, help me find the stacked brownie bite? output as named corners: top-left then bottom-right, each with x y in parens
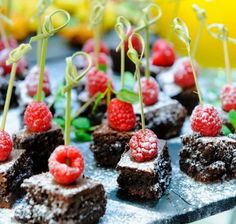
top-left (15, 173), bottom-right (107, 223)
top-left (117, 139), bottom-right (171, 200)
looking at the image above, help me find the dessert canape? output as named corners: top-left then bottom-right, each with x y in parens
top-left (0, 44), bottom-right (33, 208)
top-left (15, 51), bottom-right (107, 223)
top-left (12, 10), bottom-right (70, 174)
top-left (17, 1), bottom-right (53, 123)
top-left (117, 33), bottom-right (171, 200)
top-left (78, 2), bottom-right (114, 126)
top-left (90, 18), bottom-right (140, 167)
top-left (174, 18), bottom-right (236, 183)
top-left (132, 7), bottom-right (187, 139)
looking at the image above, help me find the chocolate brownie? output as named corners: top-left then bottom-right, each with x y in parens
top-left (90, 120), bottom-right (139, 167)
top-left (180, 134), bottom-right (236, 183)
top-left (78, 91), bottom-right (108, 126)
top-left (12, 124), bottom-right (64, 174)
top-left (157, 58), bottom-right (198, 114)
top-left (14, 172), bottom-right (107, 224)
top-left (116, 139), bottom-right (171, 200)
top-left (0, 76), bottom-right (18, 110)
top-left (134, 93), bottom-right (187, 139)
top-left (0, 150), bottom-right (33, 208)
top-left (140, 59), bottom-right (167, 77)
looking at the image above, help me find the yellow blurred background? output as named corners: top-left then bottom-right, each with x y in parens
top-left (3, 0), bottom-right (236, 68)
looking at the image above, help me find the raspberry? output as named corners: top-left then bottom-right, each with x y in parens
top-left (220, 84), bottom-right (236, 112)
top-left (86, 67), bottom-right (110, 96)
top-left (26, 65), bottom-right (51, 97)
top-left (151, 39), bottom-right (176, 67)
top-left (107, 98), bottom-right (136, 132)
top-left (49, 145), bottom-right (84, 185)
top-left (0, 130), bottom-right (13, 161)
top-left (191, 105), bottom-right (222, 137)
top-left (174, 59), bottom-right (199, 88)
top-left (0, 36), bottom-right (18, 51)
top-left (83, 38), bottom-right (109, 55)
top-left (0, 48), bottom-right (27, 75)
top-left (124, 27), bottom-right (142, 53)
top-left (129, 129), bottom-right (158, 162)
top-left (24, 101), bottom-right (52, 132)
top-left (134, 77), bottom-right (159, 106)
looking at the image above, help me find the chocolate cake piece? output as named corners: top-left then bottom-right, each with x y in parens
top-left (78, 91), bottom-right (108, 126)
top-left (90, 120), bottom-right (139, 167)
top-left (12, 124), bottom-right (64, 174)
top-left (116, 139), bottom-right (171, 200)
top-left (179, 134), bottom-right (236, 183)
top-left (0, 76), bottom-right (18, 110)
top-left (14, 172), bottom-right (107, 224)
top-left (134, 93), bottom-right (187, 139)
top-left (0, 150), bottom-right (33, 208)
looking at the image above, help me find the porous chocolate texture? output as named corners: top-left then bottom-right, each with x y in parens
top-left (0, 76), bottom-right (18, 110)
top-left (134, 93), bottom-right (187, 139)
top-left (78, 91), bottom-right (107, 126)
top-left (12, 124), bottom-right (64, 174)
top-left (0, 150), bottom-right (33, 208)
top-left (14, 173), bottom-right (107, 224)
top-left (116, 140), bottom-right (171, 200)
top-left (180, 134), bottom-right (236, 183)
top-left (90, 120), bottom-right (139, 167)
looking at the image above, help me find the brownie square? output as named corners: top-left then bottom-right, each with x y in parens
top-left (90, 120), bottom-right (136, 167)
top-left (14, 172), bottom-right (107, 224)
top-left (0, 150), bottom-right (33, 208)
top-left (134, 93), bottom-right (187, 139)
top-left (0, 76), bottom-right (18, 110)
top-left (116, 140), bottom-right (171, 200)
top-left (180, 134), bottom-right (236, 183)
top-left (12, 124), bottom-right (64, 174)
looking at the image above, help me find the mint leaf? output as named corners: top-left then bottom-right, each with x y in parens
top-left (92, 92), bottom-right (105, 113)
top-left (71, 117), bottom-right (90, 130)
top-left (99, 64), bottom-right (107, 72)
top-left (75, 130), bottom-right (91, 142)
top-left (53, 117), bottom-right (65, 129)
top-left (124, 72), bottom-right (135, 90)
top-left (228, 110), bottom-right (236, 129)
top-left (221, 124), bottom-right (232, 136)
top-left (116, 88), bottom-right (139, 104)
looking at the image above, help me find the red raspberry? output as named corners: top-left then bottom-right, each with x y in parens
top-left (83, 38), bottom-right (109, 55)
top-left (26, 65), bottom-right (51, 97)
top-left (24, 101), bottom-right (52, 132)
top-left (124, 27), bottom-right (142, 53)
top-left (174, 59), bottom-right (199, 88)
top-left (129, 129), bottom-right (158, 162)
top-left (220, 84), bottom-right (236, 112)
top-left (0, 48), bottom-right (27, 76)
top-left (0, 130), bottom-right (13, 161)
top-left (191, 105), bottom-right (222, 137)
top-left (49, 145), bottom-right (84, 185)
top-left (86, 67), bottom-right (110, 96)
top-left (0, 36), bottom-right (18, 51)
top-left (151, 39), bottom-right (176, 67)
top-left (135, 77), bottom-right (159, 106)
top-left (107, 98), bottom-right (136, 132)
